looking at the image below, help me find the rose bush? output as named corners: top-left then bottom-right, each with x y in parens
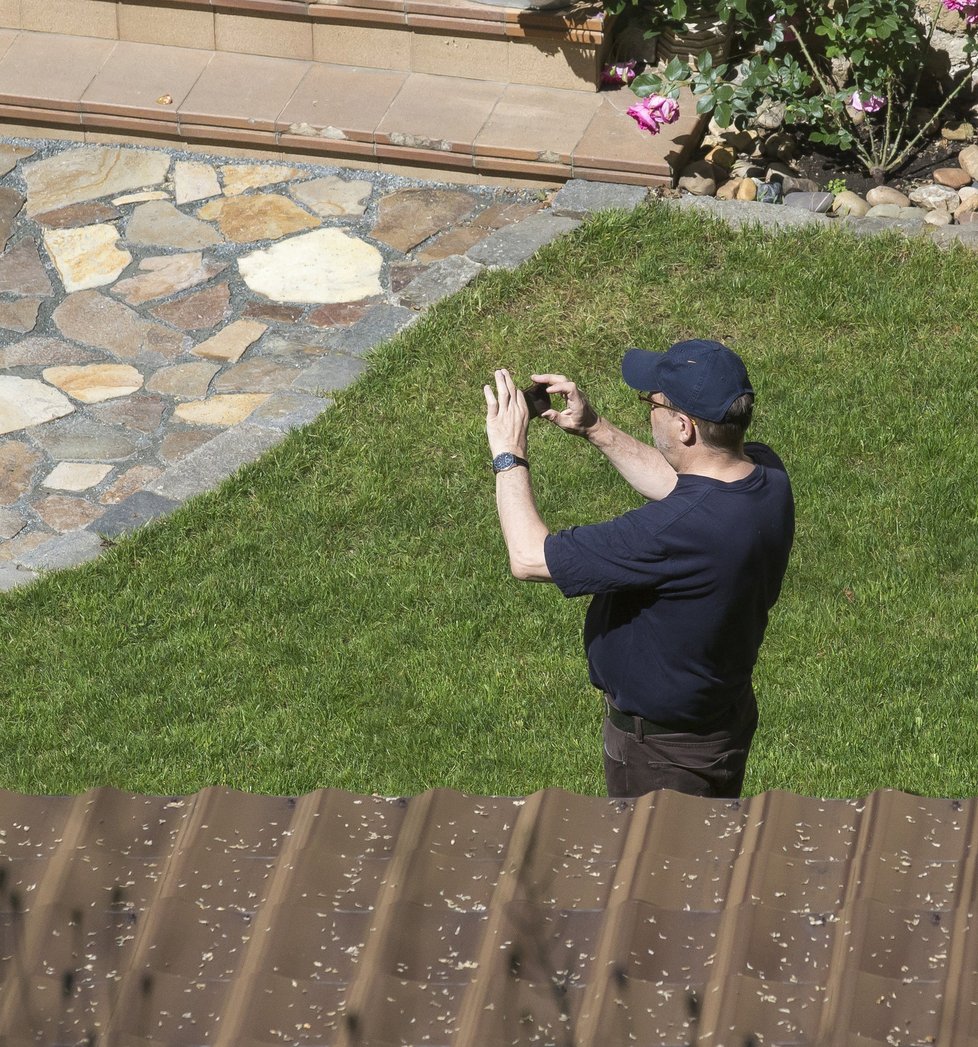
top-left (618, 0), bottom-right (978, 178)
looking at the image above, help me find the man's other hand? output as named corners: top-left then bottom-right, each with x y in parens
top-left (484, 368), bottom-right (529, 458)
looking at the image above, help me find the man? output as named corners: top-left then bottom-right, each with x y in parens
top-left (484, 339), bottom-right (794, 798)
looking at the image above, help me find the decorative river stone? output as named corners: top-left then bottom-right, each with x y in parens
top-left (908, 184), bottom-right (960, 211)
top-left (0, 376), bottom-right (74, 435)
top-left (238, 228), bottom-right (383, 304)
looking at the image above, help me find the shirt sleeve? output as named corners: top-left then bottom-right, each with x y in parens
top-left (544, 505), bottom-right (673, 598)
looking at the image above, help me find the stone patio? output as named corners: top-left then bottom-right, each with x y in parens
top-left (0, 137), bottom-right (649, 591)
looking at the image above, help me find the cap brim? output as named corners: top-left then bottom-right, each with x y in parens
top-left (621, 347), bottom-right (666, 391)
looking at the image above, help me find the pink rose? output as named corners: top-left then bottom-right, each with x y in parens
top-left (601, 60), bottom-right (638, 88)
top-left (850, 91), bottom-right (886, 113)
top-left (627, 94), bottom-right (681, 135)
top-left (941, 0), bottom-right (978, 21)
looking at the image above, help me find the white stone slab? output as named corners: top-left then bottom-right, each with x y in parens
top-left (0, 376), bottom-right (74, 435)
top-left (238, 228), bottom-right (383, 304)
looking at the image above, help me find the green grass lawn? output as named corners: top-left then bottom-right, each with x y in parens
top-left (2, 202), bottom-right (977, 799)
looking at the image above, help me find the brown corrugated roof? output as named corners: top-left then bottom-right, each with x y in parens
top-left (1, 786), bottom-right (974, 1045)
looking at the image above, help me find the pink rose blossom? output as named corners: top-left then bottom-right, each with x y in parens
top-left (941, 0), bottom-right (978, 22)
top-left (626, 94), bottom-right (680, 135)
top-left (850, 91), bottom-right (886, 113)
top-left (601, 60), bottom-right (638, 88)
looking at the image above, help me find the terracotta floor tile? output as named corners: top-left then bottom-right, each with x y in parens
top-left (0, 29), bottom-right (17, 61)
top-left (474, 83), bottom-right (602, 163)
top-left (376, 73), bottom-right (502, 154)
top-left (0, 32), bottom-right (115, 112)
top-left (82, 41), bottom-right (212, 124)
top-left (573, 89), bottom-right (700, 175)
top-left (277, 64), bottom-right (407, 142)
top-left (179, 51), bottom-right (311, 133)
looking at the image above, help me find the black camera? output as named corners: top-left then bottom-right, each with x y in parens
top-left (522, 382), bottom-right (552, 420)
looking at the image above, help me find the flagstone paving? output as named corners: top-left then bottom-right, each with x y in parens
top-left (0, 136), bottom-right (618, 591)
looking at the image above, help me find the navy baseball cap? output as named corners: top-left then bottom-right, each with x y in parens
top-left (622, 339), bottom-right (753, 423)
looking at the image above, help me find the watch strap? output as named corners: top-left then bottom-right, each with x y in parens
top-left (492, 452), bottom-right (530, 474)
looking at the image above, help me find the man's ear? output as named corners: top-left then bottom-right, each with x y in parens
top-left (678, 414), bottom-right (697, 444)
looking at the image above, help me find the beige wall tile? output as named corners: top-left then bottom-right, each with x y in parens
top-left (118, 3), bottom-right (215, 49)
top-left (508, 39), bottom-right (598, 92)
top-left (313, 23), bottom-right (410, 69)
top-left (215, 11), bottom-right (313, 60)
top-left (411, 32), bottom-right (507, 82)
top-left (0, 0), bottom-right (20, 30)
top-left (22, 0), bottom-right (117, 37)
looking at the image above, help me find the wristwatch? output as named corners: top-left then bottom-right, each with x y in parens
top-left (492, 452), bottom-right (529, 474)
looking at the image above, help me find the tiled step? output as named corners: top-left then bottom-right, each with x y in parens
top-left (2, 0), bottom-right (611, 93)
top-left (0, 28), bottom-right (701, 186)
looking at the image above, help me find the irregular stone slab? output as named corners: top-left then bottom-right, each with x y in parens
top-left (174, 394), bottom-right (269, 426)
top-left (239, 229), bottom-right (383, 304)
top-left (53, 291), bottom-right (187, 363)
top-left (909, 184), bottom-right (961, 211)
top-left (0, 532), bottom-right (53, 566)
top-left (551, 180), bottom-right (648, 218)
top-left (146, 361), bottom-right (220, 400)
top-left (0, 376), bottom-right (74, 435)
top-left (35, 202), bottom-right (120, 229)
top-left (416, 202), bottom-right (543, 261)
top-left (24, 147), bottom-right (171, 216)
top-left (43, 224), bottom-right (132, 292)
top-left (959, 144), bottom-right (978, 180)
top-left (18, 529), bottom-right (104, 571)
top-left (0, 240), bottom-right (53, 295)
top-left (866, 186), bottom-right (911, 207)
top-left (90, 395), bottom-right (165, 433)
top-left (0, 145), bottom-right (34, 178)
top-left (0, 440), bottom-right (42, 504)
top-left (247, 390), bottom-right (331, 432)
top-left (0, 563), bottom-right (37, 592)
top-left (42, 461), bottom-right (113, 491)
top-left (0, 298), bottom-right (42, 333)
top-left (291, 353), bottom-right (367, 395)
top-left (196, 193), bottom-right (320, 243)
top-left (289, 176), bottom-right (372, 217)
top-left (113, 190), bottom-right (169, 205)
top-left (161, 429), bottom-right (215, 463)
top-left (174, 161), bottom-right (221, 206)
top-left (99, 464), bottom-right (164, 505)
top-left (126, 201), bottom-right (223, 249)
top-left (221, 163), bottom-right (308, 197)
top-left (214, 358), bottom-right (301, 393)
top-left (0, 336), bottom-right (98, 369)
top-left (390, 263), bottom-right (426, 293)
top-left (466, 213), bottom-right (582, 270)
top-left (324, 305), bottom-right (417, 358)
top-left (398, 255), bottom-right (484, 309)
top-left (150, 282), bottom-right (230, 330)
top-left (0, 506), bottom-right (25, 539)
top-left (113, 252), bottom-right (228, 306)
top-left (32, 419), bottom-right (140, 461)
top-left (242, 301), bottom-right (305, 324)
top-left (0, 188), bottom-right (25, 251)
top-left (91, 490), bottom-right (178, 538)
top-left (192, 319), bottom-right (267, 363)
top-left (260, 331), bottom-right (332, 361)
top-left (307, 301), bottom-right (371, 328)
top-left (372, 188), bottom-right (480, 253)
top-left (149, 423), bottom-right (283, 501)
top-left (43, 364), bottom-right (143, 404)
top-left (34, 494), bottom-right (105, 532)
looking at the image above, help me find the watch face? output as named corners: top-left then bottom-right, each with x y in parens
top-left (494, 453), bottom-right (516, 471)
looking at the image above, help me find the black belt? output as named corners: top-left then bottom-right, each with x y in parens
top-left (604, 699), bottom-right (675, 740)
